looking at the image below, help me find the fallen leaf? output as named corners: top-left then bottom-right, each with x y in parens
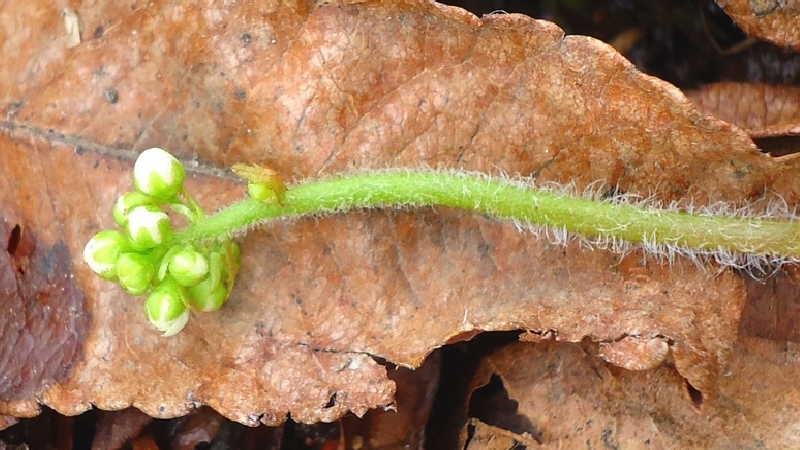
top-left (466, 337), bottom-right (800, 449)
top-left (91, 408), bottom-right (152, 450)
top-left (717, 0), bottom-right (800, 50)
top-left (342, 352), bottom-right (441, 449)
top-left (8, 408), bottom-right (74, 450)
top-left (2, 0), bottom-right (800, 426)
top-left (424, 335), bottom-right (510, 450)
top-left (740, 268), bottom-right (800, 341)
top-left (597, 335), bottom-right (670, 371)
top-left (0, 217), bottom-right (91, 418)
top-left (0, 416), bottom-right (18, 432)
top-left (169, 407), bottom-right (224, 450)
top-left (687, 82), bottom-right (800, 137)
top-left (464, 418), bottom-right (540, 450)
top-left (466, 368), bottom-right (541, 444)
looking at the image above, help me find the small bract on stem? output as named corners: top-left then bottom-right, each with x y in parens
top-left (85, 148), bottom-right (800, 336)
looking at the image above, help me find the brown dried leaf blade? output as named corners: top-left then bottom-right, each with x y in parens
top-left (467, 338), bottom-right (800, 449)
top-left (2, 0), bottom-right (799, 426)
top-left (687, 82), bottom-right (800, 138)
top-left (717, 0), bottom-right (800, 50)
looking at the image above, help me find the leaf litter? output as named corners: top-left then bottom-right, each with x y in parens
top-left (687, 82), bottom-right (800, 138)
top-left (717, 0), bottom-right (800, 50)
top-left (1, 0), bottom-right (800, 437)
top-left (464, 337), bottom-right (800, 449)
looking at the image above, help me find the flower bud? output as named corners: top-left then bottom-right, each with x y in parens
top-left (156, 245), bottom-right (181, 283)
top-left (126, 205), bottom-right (172, 251)
top-left (168, 248), bottom-right (210, 287)
top-left (133, 148), bottom-right (186, 201)
top-left (113, 192), bottom-right (155, 228)
top-left (144, 279), bottom-right (190, 336)
top-left (83, 229), bottom-right (130, 280)
top-left (231, 163), bottom-right (286, 204)
top-left (246, 182), bottom-right (276, 203)
top-left (185, 248), bottom-right (227, 312)
top-left (188, 278), bottom-right (228, 312)
top-left (116, 252), bottom-right (156, 295)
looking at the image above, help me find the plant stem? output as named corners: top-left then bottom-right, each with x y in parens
top-left (175, 171), bottom-right (800, 260)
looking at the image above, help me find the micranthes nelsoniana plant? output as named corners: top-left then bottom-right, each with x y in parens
top-left (84, 148), bottom-right (800, 336)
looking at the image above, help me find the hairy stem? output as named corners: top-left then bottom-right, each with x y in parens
top-left (176, 171), bottom-right (800, 260)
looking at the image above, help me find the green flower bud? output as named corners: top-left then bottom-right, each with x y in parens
top-left (246, 182), bottom-right (276, 203)
top-left (133, 148), bottom-right (186, 201)
top-left (184, 248), bottom-right (228, 312)
top-left (231, 163), bottom-right (286, 204)
top-left (168, 248), bottom-right (210, 287)
top-left (156, 245), bottom-right (182, 283)
top-left (188, 278), bottom-right (228, 312)
top-left (116, 252), bottom-right (156, 295)
top-left (144, 279), bottom-right (190, 336)
top-left (113, 192), bottom-right (155, 228)
top-left (83, 229), bottom-right (130, 280)
top-left (126, 205), bottom-right (172, 251)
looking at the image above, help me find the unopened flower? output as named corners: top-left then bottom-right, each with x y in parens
top-left (168, 247), bottom-right (209, 287)
top-left (116, 252), bottom-right (156, 295)
top-left (144, 278), bottom-right (190, 336)
top-left (126, 205), bottom-right (172, 251)
top-left (188, 278), bottom-right (228, 312)
top-left (231, 163), bottom-right (286, 204)
top-left (83, 229), bottom-right (130, 280)
top-left (133, 148), bottom-right (186, 201)
top-left (113, 191), bottom-right (155, 228)
top-left (185, 248), bottom-right (229, 311)
top-left (246, 182), bottom-right (275, 203)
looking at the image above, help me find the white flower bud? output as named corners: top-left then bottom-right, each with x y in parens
top-left (168, 248), bottom-right (210, 287)
top-left (133, 148), bottom-right (186, 201)
top-left (113, 192), bottom-right (155, 228)
top-left (126, 206), bottom-right (172, 251)
top-left (145, 279), bottom-right (190, 336)
top-left (83, 230), bottom-right (130, 280)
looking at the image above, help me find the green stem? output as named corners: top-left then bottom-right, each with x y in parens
top-left (175, 171), bottom-right (800, 260)
top-left (180, 187), bottom-right (206, 220)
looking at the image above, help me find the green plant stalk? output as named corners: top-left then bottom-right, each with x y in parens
top-left (175, 171), bottom-right (800, 259)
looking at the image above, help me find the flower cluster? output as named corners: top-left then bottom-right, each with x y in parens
top-left (84, 148), bottom-right (240, 336)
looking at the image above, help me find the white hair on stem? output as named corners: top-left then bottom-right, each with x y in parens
top-left (246, 166), bottom-right (800, 277)
top-left (530, 174), bottom-right (798, 276)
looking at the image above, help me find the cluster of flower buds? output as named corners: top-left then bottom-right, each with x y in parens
top-left (83, 148), bottom-right (240, 336)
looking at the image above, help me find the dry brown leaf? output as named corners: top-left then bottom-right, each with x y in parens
top-left (464, 418), bottom-right (541, 450)
top-left (467, 338), bottom-right (800, 449)
top-left (740, 269), bottom-right (800, 341)
top-left (687, 82), bottom-right (800, 137)
top-left (717, 0), bottom-right (800, 50)
top-left (342, 353), bottom-right (441, 449)
top-left (169, 407), bottom-right (225, 450)
top-left (2, 0), bottom-right (800, 426)
top-left (91, 408), bottom-right (153, 450)
top-left (0, 416), bottom-right (18, 432)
